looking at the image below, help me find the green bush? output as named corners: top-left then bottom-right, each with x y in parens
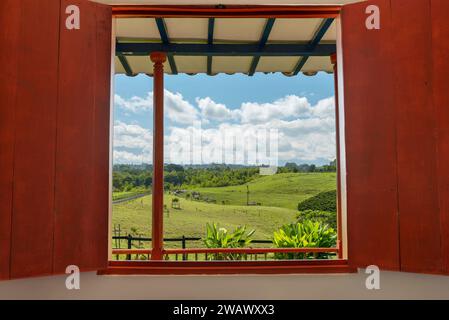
top-left (296, 210), bottom-right (337, 229)
top-left (273, 221), bottom-right (337, 260)
top-left (203, 223), bottom-right (255, 260)
top-left (297, 190), bottom-right (336, 212)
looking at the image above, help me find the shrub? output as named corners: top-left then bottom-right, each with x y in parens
top-left (273, 221), bottom-right (337, 260)
top-left (171, 197), bottom-right (181, 209)
top-left (203, 223), bottom-right (255, 260)
top-left (297, 190), bottom-right (336, 212)
top-left (296, 210), bottom-right (337, 229)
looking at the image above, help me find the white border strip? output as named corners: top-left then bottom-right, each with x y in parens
top-left (336, 15), bottom-right (348, 260)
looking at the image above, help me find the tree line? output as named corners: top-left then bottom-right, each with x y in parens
top-left (113, 161), bottom-right (336, 192)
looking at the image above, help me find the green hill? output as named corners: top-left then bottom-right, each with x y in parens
top-left (112, 172), bottom-right (336, 247)
top-left (188, 172), bottom-right (336, 210)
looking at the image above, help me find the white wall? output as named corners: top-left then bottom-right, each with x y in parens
top-left (1, 270), bottom-right (449, 299)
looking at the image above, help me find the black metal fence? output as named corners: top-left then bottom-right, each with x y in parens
top-left (112, 234), bottom-right (273, 260)
top-left (112, 223), bottom-right (276, 260)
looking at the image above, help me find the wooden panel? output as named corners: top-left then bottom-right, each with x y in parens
top-left (0, 0), bottom-right (21, 280)
top-left (53, 0), bottom-right (111, 272)
top-left (431, 0), bottom-right (449, 274)
top-left (392, 0), bottom-right (442, 274)
top-left (93, 3), bottom-right (113, 269)
top-left (342, 0), bottom-right (400, 270)
top-left (9, 0), bottom-right (60, 278)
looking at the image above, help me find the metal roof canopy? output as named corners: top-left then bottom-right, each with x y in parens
top-left (108, 2), bottom-right (363, 76)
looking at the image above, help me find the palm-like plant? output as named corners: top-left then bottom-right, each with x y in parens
top-left (273, 220), bottom-right (337, 260)
top-left (203, 223), bottom-right (255, 260)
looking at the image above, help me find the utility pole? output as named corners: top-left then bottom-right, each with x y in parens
top-left (246, 185), bottom-right (250, 206)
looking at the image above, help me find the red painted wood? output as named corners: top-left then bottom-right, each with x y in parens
top-left (92, 2), bottom-right (113, 272)
top-left (9, 0), bottom-right (60, 279)
top-left (431, 0), bottom-right (449, 274)
top-left (100, 260), bottom-right (356, 275)
top-left (0, 0), bottom-right (21, 280)
top-left (112, 247), bottom-right (338, 255)
top-left (150, 52), bottom-right (167, 261)
top-left (342, 0), bottom-right (400, 270)
top-left (101, 266), bottom-right (355, 275)
top-left (53, 0), bottom-right (111, 273)
top-left (162, 247), bottom-right (339, 254)
top-left (2, 1), bottom-right (446, 278)
top-left (108, 259), bottom-right (347, 267)
top-left (112, 5), bottom-right (341, 18)
top-left (392, 0), bottom-right (442, 274)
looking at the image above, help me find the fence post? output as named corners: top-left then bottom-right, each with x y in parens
top-left (127, 234), bottom-right (132, 260)
top-left (118, 224), bottom-right (121, 249)
top-left (182, 235), bottom-right (187, 261)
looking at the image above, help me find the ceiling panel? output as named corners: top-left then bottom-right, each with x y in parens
top-left (302, 56), bottom-right (333, 73)
top-left (256, 56), bottom-right (300, 73)
top-left (114, 14), bottom-right (339, 76)
top-left (212, 56), bottom-right (253, 74)
top-left (175, 56), bottom-right (207, 73)
top-left (214, 18), bottom-right (266, 43)
top-left (115, 56), bottom-right (126, 74)
top-left (116, 18), bottom-right (160, 40)
top-left (165, 18), bottom-right (208, 42)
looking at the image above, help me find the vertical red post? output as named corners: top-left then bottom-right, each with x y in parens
top-left (150, 52), bottom-right (166, 260)
top-left (331, 53), bottom-right (343, 259)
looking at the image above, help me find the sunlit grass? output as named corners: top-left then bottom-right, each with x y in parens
top-left (112, 173), bottom-right (336, 248)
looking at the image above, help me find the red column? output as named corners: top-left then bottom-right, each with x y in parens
top-left (331, 53), bottom-right (343, 259)
top-left (150, 52), bottom-right (166, 260)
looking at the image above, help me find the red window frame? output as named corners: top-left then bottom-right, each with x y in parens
top-left (103, 5), bottom-right (351, 275)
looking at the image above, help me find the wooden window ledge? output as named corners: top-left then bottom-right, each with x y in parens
top-left (98, 260), bottom-right (356, 275)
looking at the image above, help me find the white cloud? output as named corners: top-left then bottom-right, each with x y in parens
top-left (165, 90), bottom-right (200, 125)
top-left (113, 121), bottom-right (152, 164)
top-left (114, 93), bottom-right (152, 113)
top-left (239, 95), bottom-right (311, 124)
top-left (270, 117), bottom-right (336, 136)
top-left (311, 97), bottom-right (335, 119)
top-left (196, 97), bottom-right (240, 121)
top-left (113, 94), bottom-right (336, 165)
top-left (114, 150), bottom-right (151, 164)
top-left (115, 90), bottom-right (199, 125)
top-left (114, 121), bottom-right (152, 149)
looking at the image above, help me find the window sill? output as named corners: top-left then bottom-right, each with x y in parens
top-left (98, 260), bottom-right (355, 275)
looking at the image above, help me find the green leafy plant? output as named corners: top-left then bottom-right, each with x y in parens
top-left (273, 221), bottom-right (337, 260)
top-left (203, 223), bottom-right (255, 260)
top-left (296, 209), bottom-right (337, 229)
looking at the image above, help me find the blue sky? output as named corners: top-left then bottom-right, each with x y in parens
top-left (113, 72), bottom-right (336, 166)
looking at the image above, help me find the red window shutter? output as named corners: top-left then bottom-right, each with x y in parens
top-left (7, 0), bottom-right (61, 279)
top-left (341, 0), bottom-right (400, 271)
top-left (392, 0), bottom-right (441, 274)
top-left (0, 0), bottom-right (112, 280)
top-left (343, 0), bottom-right (449, 274)
top-left (0, 0), bottom-right (21, 280)
top-left (432, 0), bottom-right (449, 275)
top-left (53, 0), bottom-right (112, 274)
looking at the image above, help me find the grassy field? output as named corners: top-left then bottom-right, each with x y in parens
top-left (112, 173), bottom-right (336, 248)
top-left (189, 172), bottom-right (336, 210)
top-left (112, 190), bottom-right (149, 201)
top-left (112, 194), bottom-right (297, 248)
